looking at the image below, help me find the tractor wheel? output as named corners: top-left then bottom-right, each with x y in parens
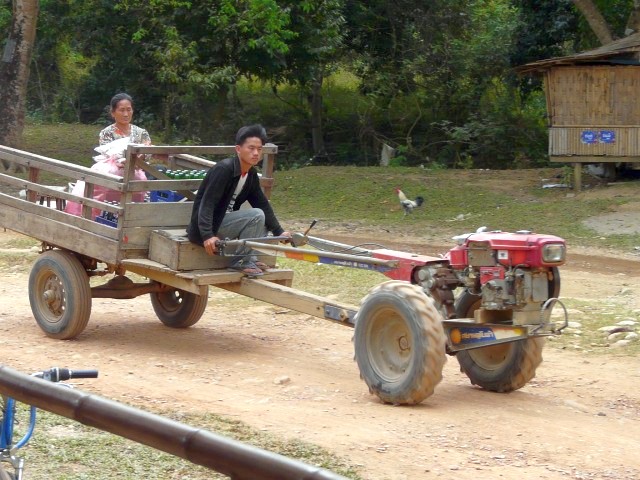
top-left (549, 266), bottom-right (561, 298)
top-left (454, 290), bottom-right (544, 392)
top-left (353, 280), bottom-right (447, 405)
top-left (150, 286), bottom-right (208, 328)
top-left (28, 250), bottom-right (92, 340)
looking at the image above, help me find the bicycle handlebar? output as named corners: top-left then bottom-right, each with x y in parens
top-left (34, 367), bottom-right (99, 383)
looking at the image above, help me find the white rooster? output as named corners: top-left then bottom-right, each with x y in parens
top-left (395, 187), bottom-right (424, 216)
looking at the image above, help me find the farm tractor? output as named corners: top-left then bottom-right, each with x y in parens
top-left (221, 225), bottom-right (568, 405)
top-left (0, 143), bottom-right (568, 406)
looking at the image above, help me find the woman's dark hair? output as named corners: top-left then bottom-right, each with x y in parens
top-left (110, 93), bottom-right (133, 111)
top-left (235, 124), bottom-right (267, 146)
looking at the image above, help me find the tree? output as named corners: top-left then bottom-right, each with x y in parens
top-left (274, 0), bottom-right (345, 162)
top-left (572, 0), bottom-right (614, 44)
top-left (571, 0), bottom-right (640, 44)
top-left (0, 0), bottom-right (39, 170)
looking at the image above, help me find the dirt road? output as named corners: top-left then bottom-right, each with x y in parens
top-left (1, 229), bottom-right (639, 480)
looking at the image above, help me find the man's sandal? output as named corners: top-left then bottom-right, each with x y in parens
top-left (231, 262), bottom-right (264, 277)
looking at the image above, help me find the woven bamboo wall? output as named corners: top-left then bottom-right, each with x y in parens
top-left (546, 66), bottom-right (640, 126)
top-left (549, 126), bottom-right (640, 156)
top-left (546, 65), bottom-right (640, 157)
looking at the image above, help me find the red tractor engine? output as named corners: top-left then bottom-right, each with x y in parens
top-left (448, 230), bottom-right (564, 308)
top-left (411, 230), bottom-right (565, 322)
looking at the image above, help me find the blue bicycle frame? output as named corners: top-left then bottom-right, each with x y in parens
top-left (0, 368), bottom-right (98, 480)
top-left (1, 399), bottom-right (37, 450)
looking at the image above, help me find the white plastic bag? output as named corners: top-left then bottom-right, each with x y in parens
top-left (65, 138), bottom-right (147, 218)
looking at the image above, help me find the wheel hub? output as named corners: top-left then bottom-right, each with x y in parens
top-left (42, 276), bottom-right (64, 314)
top-left (397, 335), bottom-right (409, 351)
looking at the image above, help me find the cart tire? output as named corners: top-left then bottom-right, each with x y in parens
top-left (353, 280), bottom-right (447, 405)
top-left (28, 250), bottom-right (91, 340)
top-left (0, 462), bottom-right (15, 480)
top-left (150, 286), bottom-right (208, 328)
top-left (454, 291), bottom-right (544, 392)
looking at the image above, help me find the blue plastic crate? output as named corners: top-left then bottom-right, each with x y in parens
top-left (150, 190), bottom-right (185, 202)
top-left (95, 215), bottom-right (118, 228)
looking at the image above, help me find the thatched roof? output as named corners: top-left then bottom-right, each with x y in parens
top-left (517, 32), bottom-right (640, 74)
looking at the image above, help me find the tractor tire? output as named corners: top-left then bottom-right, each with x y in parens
top-left (150, 286), bottom-right (208, 328)
top-left (28, 250), bottom-right (92, 339)
top-left (353, 280), bottom-right (447, 405)
top-left (549, 266), bottom-right (561, 299)
top-left (454, 290), bottom-right (544, 392)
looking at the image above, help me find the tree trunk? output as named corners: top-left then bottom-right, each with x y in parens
top-left (572, 0), bottom-right (614, 44)
top-left (0, 0), bottom-right (39, 171)
top-left (626, 1), bottom-right (640, 35)
top-left (309, 73), bottom-right (327, 161)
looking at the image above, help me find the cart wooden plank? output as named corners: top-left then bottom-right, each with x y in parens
top-left (216, 278), bottom-right (356, 325)
top-left (121, 258), bottom-right (294, 290)
top-left (123, 203), bottom-right (193, 228)
top-left (0, 145), bottom-right (126, 191)
top-left (0, 196), bottom-right (120, 263)
top-left (120, 258), bottom-right (208, 295)
top-left (178, 268), bottom-right (294, 286)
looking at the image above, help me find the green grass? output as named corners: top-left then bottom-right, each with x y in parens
top-left (7, 405), bottom-right (362, 480)
top-left (269, 166), bottom-right (640, 250)
top-left (22, 123), bottom-right (99, 167)
top-left (548, 298), bottom-right (640, 356)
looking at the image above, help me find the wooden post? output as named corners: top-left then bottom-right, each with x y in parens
top-left (261, 143), bottom-right (277, 199)
top-left (573, 163), bottom-right (582, 193)
top-left (26, 165), bottom-right (39, 202)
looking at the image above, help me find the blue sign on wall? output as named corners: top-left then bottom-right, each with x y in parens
top-left (581, 130), bottom-right (598, 144)
top-left (599, 130), bottom-right (616, 143)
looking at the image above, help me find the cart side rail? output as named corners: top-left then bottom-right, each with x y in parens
top-left (0, 143), bottom-right (278, 265)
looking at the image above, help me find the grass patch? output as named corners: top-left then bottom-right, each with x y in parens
top-left (0, 251), bottom-right (38, 272)
top-left (270, 166), bottom-right (640, 250)
top-left (22, 123), bottom-right (98, 167)
top-left (7, 405), bottom-right (362, 480)
top-left (278, 258), bottom-right (382, 304)
top-left (548, 298), bottom-right (640, 356)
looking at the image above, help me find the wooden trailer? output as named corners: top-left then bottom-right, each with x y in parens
top-left (518, 32), bottom-right (640, 191)
top-left (0, 143), bottom-right (304, 338)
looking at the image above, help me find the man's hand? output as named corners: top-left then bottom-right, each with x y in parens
top-left (203, 236), bottom-right (220, 256)
top-left (280, 231), bottom-right (292, 243)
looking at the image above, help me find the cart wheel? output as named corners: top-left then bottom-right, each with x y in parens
top-left (353, 280), bottom-right (447, 405)
top-left (150, 286), bottom-right (208, 328)
top-left (28, 250), bottom-right (92, 340)
top-left (454, 291), bottom-right (544, 392)
top-left (0, 462), bottom-right (15, 480)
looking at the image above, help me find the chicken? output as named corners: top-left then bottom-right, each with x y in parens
top-left (395, 187), bottom-right (424, 216)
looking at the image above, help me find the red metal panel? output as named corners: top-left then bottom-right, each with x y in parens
top-left (372, 249), bottom-right (442, 282)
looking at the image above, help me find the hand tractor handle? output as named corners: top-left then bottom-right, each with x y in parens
top-left (35, 367), bottom-right (99, 382)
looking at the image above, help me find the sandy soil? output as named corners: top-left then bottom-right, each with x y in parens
top-left (1, 228), bottom-right (639, 480)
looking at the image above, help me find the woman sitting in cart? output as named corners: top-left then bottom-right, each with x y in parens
top-left (99, 93), bottom-right (151, 146)
top-left (187, 124), bottom-right (291, 277)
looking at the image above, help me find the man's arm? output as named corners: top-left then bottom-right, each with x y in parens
top-left (247, 175), bottom-right (284, 236)
top-left (197, 165), bottom-right (233, 242)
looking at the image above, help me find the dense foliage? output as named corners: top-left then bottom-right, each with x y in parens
top-left (0, 0), bottom-right (635, 168)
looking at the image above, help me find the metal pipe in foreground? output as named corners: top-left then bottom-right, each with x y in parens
top-left (0, 366), bottom-right (348, 480)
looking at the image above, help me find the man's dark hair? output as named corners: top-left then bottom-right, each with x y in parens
top-left (235, 124), bottom-right (267, 146)
top-left (110, 93), bottom-right (133, 111)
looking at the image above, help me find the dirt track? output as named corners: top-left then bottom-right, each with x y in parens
top-left (1, 229), bottom-right (639, 480)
